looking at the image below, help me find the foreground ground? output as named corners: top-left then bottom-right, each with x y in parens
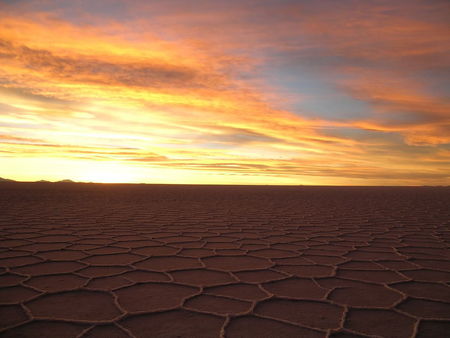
top-left (0, 183), bottom-right (449, 338)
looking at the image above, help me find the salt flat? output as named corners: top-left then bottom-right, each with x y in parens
top-left (0, 183), bottom-right (449, 337)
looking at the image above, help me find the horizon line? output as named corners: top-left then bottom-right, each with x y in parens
top-left (0, 178), bottom-right (447, 188)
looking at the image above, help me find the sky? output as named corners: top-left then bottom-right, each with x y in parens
top-left (0, 0), bottom-right (449, 185)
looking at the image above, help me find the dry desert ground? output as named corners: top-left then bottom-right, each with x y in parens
top-left (0, 183), bottom-right (449, 337)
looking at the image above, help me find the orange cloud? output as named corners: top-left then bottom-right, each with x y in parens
top-left (0, 13), bottom-right (357, 149)
top-left (0, 1), bottom-right (449, 185)
top-left (339, 69), bottom-right (450, 146)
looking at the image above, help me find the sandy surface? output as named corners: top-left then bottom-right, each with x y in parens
top-left (0, 183), bottom-right (449, 338)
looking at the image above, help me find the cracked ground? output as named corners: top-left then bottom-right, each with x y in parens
top-left (0, 184), bottom-right (449, 338)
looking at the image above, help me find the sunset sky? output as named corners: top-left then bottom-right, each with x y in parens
top-left (1, 0), bottom-right (449, 185)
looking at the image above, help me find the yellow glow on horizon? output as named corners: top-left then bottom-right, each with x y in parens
top-left (80, 165), bottom-right (137, 184)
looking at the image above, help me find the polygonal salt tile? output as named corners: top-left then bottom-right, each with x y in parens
top-left (37, 250), bottom-right (88, 261)
top-left (328, 330), bottom-right (370, 338)
top-left (202, 256), bottom-right (272, 271)
top-left (77, 266), bottom-right (132, 277)
top-left (344, 251), bottom-right (406, 261)
top-left (304, 255), bottom-right (348, 266)
top-left (158, 236), bottom-right (202, 243)
top-left (240, 244), bottom-right (268, 251)
top-left (4, 229), bottom-right (33, 234)
top-left (304, 249), bottom-right (350, 257)
top-left (327, 283), bottom-right (403, 307)
top-left (338, 261), bottom-right (386, 270)
top-left (417, 320), bottom-right (450, 338)
top-left (113, 236), bottom-right (148, 241)
top-left (0, 321), bottom-right (89, 338)
top-left (76, 239), bottom-right (114, 245)
top-left (336, 269), bottom-right (408, 283)
top-left (409, 259), bottom-right (450, 271)
top-left (86, 247), bottom-right (129, 255)
top-left (377, 260), bottom-right (419, 270)
top-left (203, 242), bottom-right (240, 249)
top-left (396, 298), bottom-right (450, 319)
top-left (255, 298), bottom-right (344, 330)
top-left (0, 285), bottom-right (41, 304)
top-left (204, 236), bottom-right (237, 243)
top-left (390, 281), bottom-right (450, 302)
top-left (170, 269), bottom-right (236, 286)
top-left (120, 309), bottom-right (224, 338)
top-left (0, 250), bottom-right (31, 258)
top-left (101, 231), bottom-right (132, 236)
top-left (32, 235), bottom-right (80, 243)
top-left (250, 249), bottom-right (298, 259)
top-left (233, 269), bottom-right (287, 283)
top-left (5, 233), bottom-right (40, 240)
top-left (0, 274), bottom-right (27, 287)
top-left (182, 231), bottom-right (216, 237)
top-left (25, 274), bottom-right (88, 292)
top-left (401, 269), bottom-right (450, 282)
top-left (214, 249), bottom-right (246, 256)
top-left (262, 278), bottom-right (328, 299)
top-left (344, 308), bottom-right (416, 338)
top-left (311, 237), bottom-right (343, 243)
top-left (89, 235), bottom-right (120, 239)
top-left (114, 240), bottom-right (161, 249)
top-left (133, 246), bottom-right (179, 256)
top-left (40, 230), bottom-right (74, 235)
top-left (12, 261), bottom-right (85, 276)
top-left (265, 236), bottom-right (299, 243)
top-left (26, 290), bottom-right (123, 321)
top-left (176, 248), bottom-right (215, 258)
top-left (227, 232), bottom-right (262, 239)
top-left (134, 256), bottom-right (202, 271)
top-left (184, 294), bottom-right (252, 315)
top-left (292, 240), bottom-right (326, 247)
top-left (337, 236), bottom-right (370, 244)
top-left (120, 270), bottom-right (170, 282)
top-left (170, 241), bottom-right (206, 249)
top-left (86, 276), bottom-right (132, 290)
top-left (82, 253), bottom-right (143, 266)
top-left (274, 265), bottom-right (334, 277)
top-left (0, 256), bottom-right (44, 267)
top-left (81, 324), bottom-right (132, 338)
top-left (0, 305), bottom-right (29, 330)
top-left (398, 247), bottom-right (449, 258)
top-left (315, 277), bottom-right (365, 289)
top-left (271, 243), bottom-right (306, 251)
top-left (302, 245), bottom-right (351, 257)
top-left (115, 283), bottom-right (199, 312)
top-left (204, 283), bottom-right (268, 301)
top-left (271, 257), bottom-right (314, 265)
top-left (145, 232), bottom-right (181, 239)
top-left (0, 240), bottom-right (31, 248)
top-left (359, 246), bottom-right (398, 253)
top-left (68, 244), bottom-right (102, 251)
top-left (224, 238), bottom-right (261, 244)
top-left (225, 316), bottom-right (326, 338)
top-left (14, 243), bottom-right (70, 252)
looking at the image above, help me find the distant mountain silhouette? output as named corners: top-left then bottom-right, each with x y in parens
top-left (0, 177), bottom-right (15, 182)
top-left (57, 179), bottom-right (75, 183)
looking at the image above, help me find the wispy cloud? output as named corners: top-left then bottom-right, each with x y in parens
top-left (0, 0), bottom-right (449, 184)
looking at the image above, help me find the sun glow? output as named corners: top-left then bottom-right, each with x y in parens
top-left (78, 163), bottom-right (138, 184)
